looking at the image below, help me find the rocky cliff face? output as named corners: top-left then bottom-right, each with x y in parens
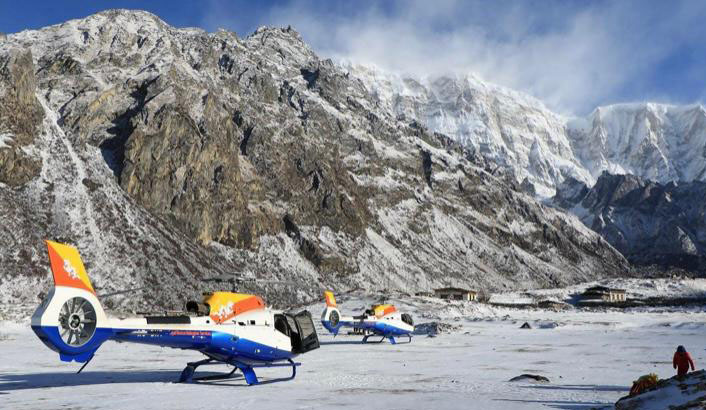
top-left (0, 10), bottom-right (628, 313)
top-left (352, 67), bottom-right (706, 196)
top-left (552, 172), bottom-right (706, 272)
top-left (0, 48), bottom-right (44, 186)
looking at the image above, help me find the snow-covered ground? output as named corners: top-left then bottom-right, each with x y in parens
top-left (2, 292), bottom-right (705, 409)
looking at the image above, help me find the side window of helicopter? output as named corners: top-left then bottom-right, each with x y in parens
top-left (274, 314), bottom-right (290, 336)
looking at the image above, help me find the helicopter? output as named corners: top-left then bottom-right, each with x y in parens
top-left (31, 240), bottom-right (320, 385)
top-left (320, 291), bottom-right (414, 344)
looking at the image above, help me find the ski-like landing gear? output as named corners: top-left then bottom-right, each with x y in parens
top-left (362, 334), bottom-right (412, 344)
top-left (362, 334), bottom-right (387, 344)
top-left (178, 359), bottom-right (237, 383)
top-left (177, 358), bottom-right (301, 386)
top-left (390, 334), bottom-right (412, 344)
top-left (244, 359), bottom-right (300, 385)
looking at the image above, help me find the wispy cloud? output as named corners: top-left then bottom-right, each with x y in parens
top-left (202, 0), bottom-right (706, 115)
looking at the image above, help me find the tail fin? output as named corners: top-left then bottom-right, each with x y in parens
top-left (321, 291), bottom-right (342, 335)
top-left (32, 241), bottom-right (110, 363)
top-left (324, 290), bottom-right (337, 308)
top-left (46, 240), bottom-right (95, 293)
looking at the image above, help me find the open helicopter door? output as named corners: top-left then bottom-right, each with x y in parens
top-left (285, 311), bottom-right (319, 354)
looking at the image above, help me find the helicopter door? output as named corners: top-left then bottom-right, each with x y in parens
top-left (274, 314), bottom-right (290, 336)
top-left (285, 310), bottom-right (320, 354)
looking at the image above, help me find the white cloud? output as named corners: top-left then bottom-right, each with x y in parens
top-left (203, 0), bottom-right (706, 115)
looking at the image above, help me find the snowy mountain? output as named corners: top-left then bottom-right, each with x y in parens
top-left (351, 66), bottom-right (706, 196)
top-left (552, 172), bottom-right (706, 271)
top-left (569, 103), bottom-right (706, 184)
top-left (0, 10), bottom-right (628, 312)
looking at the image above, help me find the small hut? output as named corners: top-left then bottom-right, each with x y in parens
top-left (433, 287), bottom-right (478, 301)
top-left (537, 300), bottom-right (570, 311)
top-left (581, 286), bottom-right (627, 303)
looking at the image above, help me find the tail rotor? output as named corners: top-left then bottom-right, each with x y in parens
top-left (321, 291), bottom-right (343, 335)
top-left (58, 297), bottom-right (97, 346)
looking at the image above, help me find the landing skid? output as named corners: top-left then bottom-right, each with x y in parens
top-left (362, 334), bottom-right (386, 344)
top-left (362, 334), bottom-right (412, 344)
top-left (392, 334), bottom-right (412, 344)
top-left (177, 358), bottom-right (300, 386)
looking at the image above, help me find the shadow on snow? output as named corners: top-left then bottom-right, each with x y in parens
top-left (495, 398), bottom-right (613, 410)
top-left (522, 384), bottom-right (628, 392)
top-left (0, 368), bottom-right (300, 391)
top-left (319, 340), bottom-right (365, 346)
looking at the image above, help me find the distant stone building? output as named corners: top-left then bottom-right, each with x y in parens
top-left (434, 287), bottom-right (477, 301)
top-left (581, 286), bottom-right (627, 303)
top-left (537, 300), bottom-right (570, 310)
top-left (415, 291), bottom-right (433, 297)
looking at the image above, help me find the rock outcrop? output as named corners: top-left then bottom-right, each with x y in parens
top-left (552, 172), bottom-right (706, 272)
top-left (615, 370), bottom-right (706, 410)
top-left (0, 48), bottom-right (44, 186)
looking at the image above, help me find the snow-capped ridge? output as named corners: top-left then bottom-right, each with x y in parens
top-left (349, 64), bottom-right (587, 196)
top-left (352, 65), bottom-right (706, 195)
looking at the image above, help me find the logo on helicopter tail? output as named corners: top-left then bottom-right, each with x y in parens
top-left (63, 259), bottom-right (80, 280)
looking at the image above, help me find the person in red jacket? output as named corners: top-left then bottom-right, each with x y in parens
top-left (673, 345), bottom-right (695, 378)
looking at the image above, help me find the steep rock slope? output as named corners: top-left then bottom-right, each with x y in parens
top-left (0, 10), bottom-right (627, 312)
top-left (352, 66), bottom-right (706, 196)
top-left (552, 172), bottom-right (706, 272)
top-left (0, 48), bottom-right (44, 186)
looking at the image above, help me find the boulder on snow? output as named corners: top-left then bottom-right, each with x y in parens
top-left (509, 374), bottom-right (550, 383)
top-left (413, 322), bottom-right (459, 335)
top-left (536, 321), bottom-right (560, 329)
top-left (615, 370), bottom-right (706, 409)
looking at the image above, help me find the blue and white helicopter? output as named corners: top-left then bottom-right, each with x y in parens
top-left (31, 241), bottom-right (320, 385)
top-left (320, 291), bottom-right (414, 344)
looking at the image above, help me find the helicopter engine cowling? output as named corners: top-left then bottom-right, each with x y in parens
top-left (31, 286), bottom-right (111, 363)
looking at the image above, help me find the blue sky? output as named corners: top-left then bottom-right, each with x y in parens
top-left (1, 0), bottom-right (705, 115)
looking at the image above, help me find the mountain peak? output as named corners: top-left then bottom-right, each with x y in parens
top-left (351, 64), bottom-right (706, 196)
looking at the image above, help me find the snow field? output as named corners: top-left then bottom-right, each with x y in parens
top-left (1, 296), bottom-right (704, 409)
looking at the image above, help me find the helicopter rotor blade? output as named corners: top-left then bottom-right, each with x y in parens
top-left (236, 278), bottom-right (298, 285)
top-left (203, 275), bottom-right (298, 286)
top-left (97, 287), bottom-right (148, 298)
